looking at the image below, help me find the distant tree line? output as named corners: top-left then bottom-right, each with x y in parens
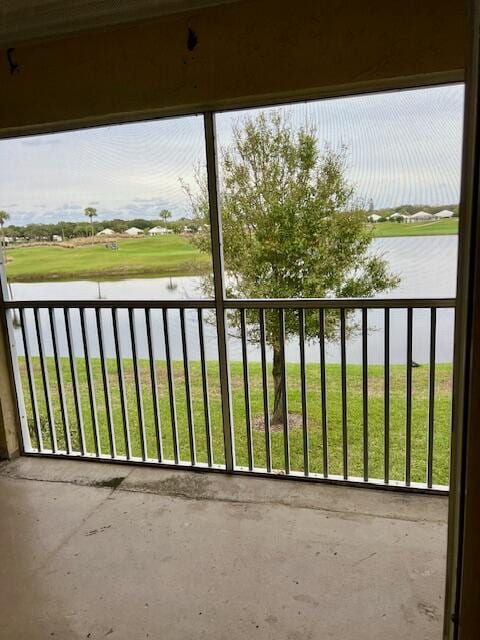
top-left (0, 202), bottom-right (459, 242)
top-left (1, 215), bottom-right (203, 242)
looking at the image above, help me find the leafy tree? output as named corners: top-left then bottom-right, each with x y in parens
top-left (84, 207), bottom-right (97, 242)
top-left (159, 209), bottom-right (172, 226)
top-left (186, 111), bottom-right (399, 424)
top-left (4, 224), bottom-right (22, 241)
top-left (72, 223), bottom-right (89, 238)
top-left (109, 219), bottom-right (129, 234)
top-left (0, 210), bottom-right (10, 258)
top-left (0, 210), bottom-right (10, 237)
top-left (128, 218), bottom-right (152, 230)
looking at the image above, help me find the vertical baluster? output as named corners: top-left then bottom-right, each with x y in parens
top-left (319, 309), bottom-right (328, 478)
top-left (340, 308), bottom-right (348, 479)
top-left (197, 308), bottom-right (213, 467)
top-left (259, 309), bottom-right (272, 472)
top-left (64, 308), bottom-right (86, 455)
top-left (384, 308), bottom-right (390, 484)
top-left (96, 308), bottom-right (115, 458)
top-left (19, 308), bottom-right (43, 451)
top-left (112, 308), bottom-right (132, 459)
top-left (129, 308), bottom-right (147, 460)
top-left (49, 308), bottom-right (71, 454)
top-left (80, 307), bottom-right (100, 456)
top-left (163, 308), bottom-right (179, 463)
top-left (427, 308), bottom-right (437, 488)
top-left (362, 308), bottom-right (369, 482)
top-left (145, 308), bottom-right (163, 462)
top-left (180, 308), bottom-right (196, 465)
top-left (279, 309), bottom-right (290, 474)
top-left (299, 309), bottom-right (309, 476)
top-left (34, 308), bottom-right (57, 452)
top-left (405, 307), bottom-right (413, 486)
top-left (240, 309), bottom-right (254, 470)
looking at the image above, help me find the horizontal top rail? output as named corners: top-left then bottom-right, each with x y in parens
top-left (223, 297), bottom-right (456, 309)
top-left (2, 297), bottom-right (456, 309)
top-left (2, 299), bottom-right (217, 310)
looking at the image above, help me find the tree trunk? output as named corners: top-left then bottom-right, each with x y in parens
top-left (271, 347), bottom-right (285, 425)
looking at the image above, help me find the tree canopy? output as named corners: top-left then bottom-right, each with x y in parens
top-left (84, 207), bottom-right (97, 219)
top-left (187, 111), bottom-right (400, 423)
top-left (159, 209), bottom-right (172, 224)
top-left (0, 210), bottom-right (10, 228)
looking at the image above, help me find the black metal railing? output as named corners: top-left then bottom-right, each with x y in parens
top-left (4, 296), bottom-right (455, 491)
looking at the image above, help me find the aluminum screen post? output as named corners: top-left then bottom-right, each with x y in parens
top-left (204, 112), bottom-right (235, 471)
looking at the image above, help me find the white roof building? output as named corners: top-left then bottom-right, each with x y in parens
top-left (97, 228), bottom-right (115, 236)
top-left (124, 227), bottom-right (143, 236)
top-left (409, 211), bottom-right (434, 221)
top-left (52, 234), bottom-right (62, 242)
top-left (148, 226), bottom-right (171, 235)
top-left (434, 209), bottom-right (454, 219)
top-left (367, 214), bottom-right (382, 223)
top-left (388, 212), bottom-right (405, 220)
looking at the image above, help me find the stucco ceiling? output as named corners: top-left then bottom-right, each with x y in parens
top-left (0, 0), bottom-right (237, 46)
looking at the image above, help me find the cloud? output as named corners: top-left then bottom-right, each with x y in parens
top-left (131, 197), bottom-right (162, 204)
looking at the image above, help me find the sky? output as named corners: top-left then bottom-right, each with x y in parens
top-left (0, 84), bottom-right (465, 226)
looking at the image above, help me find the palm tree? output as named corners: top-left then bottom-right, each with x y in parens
top-left (159, 209), bottom-right (172, 227)
top-left (84, 207), bottom-right (97, 243)
top-left (0, 210), bottom-right (10, 261)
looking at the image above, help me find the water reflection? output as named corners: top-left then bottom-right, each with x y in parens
top-left (9, 236), bottom-right (457, 364)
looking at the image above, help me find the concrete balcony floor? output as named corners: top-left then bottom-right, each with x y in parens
top-left (0, 458), bottom-right (447, 640)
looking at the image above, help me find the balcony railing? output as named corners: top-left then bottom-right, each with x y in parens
top-left (3, 296), bottom-right (455, 492)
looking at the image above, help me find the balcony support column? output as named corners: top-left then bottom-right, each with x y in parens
top-left (204, 112), bottom-right (235, 472)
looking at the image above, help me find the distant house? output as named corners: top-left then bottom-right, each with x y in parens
top-left (388, 212), bottom-right (405, 221)
top-left (124, 227), bottom-right (143, 237)
top-left (434, 209), bottom-right (454, 219)
top-left (52, 234), bottom-right (62, 242)
top-left (407, 211), bottom-right (435, 222)
top-left (367, 214), bottom-right (382, 223)
top-left (97, 228), bottom-right (115, 237)
top-left (148, 226), bottom-right (171, 236)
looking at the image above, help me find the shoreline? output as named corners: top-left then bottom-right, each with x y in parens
top-left (5, 233), bottom-right (458, 285)
top-left (7, 264), bottom-right (211, 284)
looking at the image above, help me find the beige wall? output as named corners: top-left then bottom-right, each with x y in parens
top-left (0, 0), bottom-right (467, 137)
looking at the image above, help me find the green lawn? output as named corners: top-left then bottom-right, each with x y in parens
top-left (6, 236), bottom-right (211, 282)
top-left (372, 218), bottom-right (458, 237)
top-left (5, 221), bottom-right (458, 283)
top-left (21, 357), bottom-right (452, 487)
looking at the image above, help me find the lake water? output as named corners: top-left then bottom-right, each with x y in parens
top-left (9, 236), bottom-right (457, 365)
